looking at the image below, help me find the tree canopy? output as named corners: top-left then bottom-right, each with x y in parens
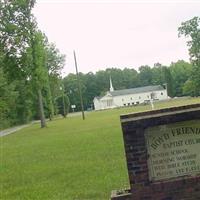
top-left (178, 16), bottom-right (200, 96)
top-left (0, 0), bottom-right (65, 129)
top-left (62, 60), bottom-right (193, 112)
top-left (0, 6), bottom-right (199, 130)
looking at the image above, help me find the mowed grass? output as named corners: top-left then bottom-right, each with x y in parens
top-left (1, 97), bottom-right (200, 200)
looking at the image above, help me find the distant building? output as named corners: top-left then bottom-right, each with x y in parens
top-left (93, 77), bottom-right (169, 110)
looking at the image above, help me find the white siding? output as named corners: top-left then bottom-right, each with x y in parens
top-left (113, 90), bottom-right (168, 107)
top-left (93, 98), bottom-right (101, 110)
top-left (94, 95), bottom-right (116, 110)
top-left (154, 89), bottom-right (168, 100)
top-left (93, 88), bottom-right (168, 110)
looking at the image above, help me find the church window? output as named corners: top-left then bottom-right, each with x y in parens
top-left (161, 92), bottom-right (163, 95)
top-left (139, 96), bottom-right (141, 99)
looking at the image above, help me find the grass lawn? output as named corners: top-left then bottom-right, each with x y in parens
top-left (1, 97), bottom-right (200, 200)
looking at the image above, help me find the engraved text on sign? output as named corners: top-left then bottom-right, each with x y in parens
top-left (145, 120), bottom-right (200, 181)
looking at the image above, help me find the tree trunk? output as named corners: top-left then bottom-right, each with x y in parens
top-left (38, 88), bottom-right (46, 128)
top-left (47, 88), bottom-right (54, 121)
top-left (47, 75), bottom-right (54, 120)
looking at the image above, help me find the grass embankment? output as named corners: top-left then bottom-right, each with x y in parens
top-left (1, 97), bottom-right (200, 200)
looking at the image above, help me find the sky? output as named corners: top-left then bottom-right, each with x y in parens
top-left (33, 0), bottom-right (200, 76)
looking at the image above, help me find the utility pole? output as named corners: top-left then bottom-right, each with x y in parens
top-left (73, 50), bottom-right (85, 120)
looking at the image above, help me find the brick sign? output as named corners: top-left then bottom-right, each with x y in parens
top-left (145, 119), bottom-right (200, 181)
top-left (111, 104), bottom-right (200, 200)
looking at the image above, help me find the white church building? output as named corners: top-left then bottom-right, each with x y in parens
top-left (93, 78), bottom-right (169, 111)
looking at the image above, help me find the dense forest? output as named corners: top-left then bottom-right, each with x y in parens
top-left (0, 1), bottom-right (199, 130)
top-left (0, 1), bottom-right (65, 129)
top-left (63, 60), bottom-right (194, 111)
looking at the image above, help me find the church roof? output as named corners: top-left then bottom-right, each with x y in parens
top-left (94, 96), bottom-right (101, 100)
top-left (109, 85), bottom-right (165, 96)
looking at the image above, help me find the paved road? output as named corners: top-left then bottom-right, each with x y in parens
top-left (67, 111), bottom-right (84, 117)
top-left (0, 112), bottom-right (90, 137)
top-left (0, 124), bottom-right (31, 137)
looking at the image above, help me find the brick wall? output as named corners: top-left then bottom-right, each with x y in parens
top-left (120, 104), bottom-right (200, 200)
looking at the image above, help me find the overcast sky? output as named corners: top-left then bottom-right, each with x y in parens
top-left (33, 0), bottom-right (200, 76)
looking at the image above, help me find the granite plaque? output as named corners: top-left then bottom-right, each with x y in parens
top-left (145, 119), bottom-right (200, 181)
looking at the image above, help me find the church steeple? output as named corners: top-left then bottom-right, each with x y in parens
top-left (109, 76), bottom-right (114, 92)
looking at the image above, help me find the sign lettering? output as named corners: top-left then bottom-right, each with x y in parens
top-left (145, 120), bottom-right (200, 181)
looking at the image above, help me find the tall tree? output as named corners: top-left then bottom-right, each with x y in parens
top-left (178, 17), bottom-right (200, 96)
top-left (0, 1), bottom-right (65, 128)
top-left (169, 60), bottom-right (192, 96)
top-left (0, 0), bottom-right (36, 80)
top-left (0, 0), bottom-right (39, 128)
top-left (30, 31), bottom-right (49, 127)
top-left (45, 42), bottom-right (65, 117)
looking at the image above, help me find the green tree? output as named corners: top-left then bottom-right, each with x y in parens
top-left (30, 31), bottom-right (50, 127)
top-left (151, 63), bottom-right (165, 85)
top-left (182, 80), bottom-right (196, 96)
top-left (0, 0), bottom-right (37, 128)
top-left (170, 60), bottom-right (192, 96)
top-left (45, 42), bottom-right (65, 117)
top-left (0, 0), bottom-right (36, 80)
top-left (0, 67), bottom-right (18, 129)
top-left (163, 67), bottom-right (174, 97)
top-left (178, 17), bottom-right (200, 96)
top-left (63, 73), bottom-right (86, 111)
top-left (56, 93), bottom-right (70, 117)
top-left (0, 0), bottom-right (65, 128)
top-left (138, 65), bottom-right (153, 86)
